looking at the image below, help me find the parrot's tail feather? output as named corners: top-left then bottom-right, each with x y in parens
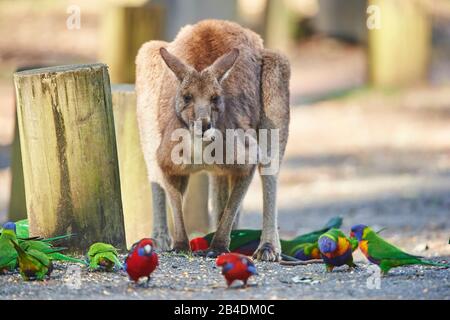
top-left (49, 253), bottom-right (88, 265)
top-left (42, 234), bottom-right (76, 243)
top-left (420, 259), bottom-right (449, 268)
top-left (279, 259), bottom-right (323, 266)
top-left (324, 216), bottom-right (343, 230)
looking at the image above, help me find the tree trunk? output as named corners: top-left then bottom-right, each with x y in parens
top-left (14, 64), bottom-right (126, 251)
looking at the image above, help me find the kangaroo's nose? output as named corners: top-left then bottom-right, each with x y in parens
top-left (199, 117), bottom-right (212, 134)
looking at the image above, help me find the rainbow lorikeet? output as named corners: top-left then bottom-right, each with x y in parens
top-left (318, 228), bottom-right (358, 272)
top-left (216, 253), bottom-right (258, 287)
top-left (190, 216), bottom-right (343, 259)
top-left (87, 242), bottom-right (123, 272)
top-left (288, 242), bottom-right (321, 261)
top-left (1, 222), bottom-right (86, 267)
top-left (0, 219), bottom-right (29, 239)
top-left (0, 222), bottom-right (19, 272)
top-left (124, 238), bottom-right (159, 285)
top-left (351, 224), bottom-right (449, 275)
top-left (10, 240), bottom-right (53, 281)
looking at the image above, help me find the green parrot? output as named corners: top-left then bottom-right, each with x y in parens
top-left (0, 219), bottom-right (29, 239)
top-left (88, 242), bottom-right (123, 272)
top-left (190, 216), bottom-right (343, 259)
top-left (20, 239), bottom-right (87, 265)
top-left (351, 224), bottom-right (449, 275)
top-left (0, 222), bottom-right (19, 272)
top-left (1, 222), bottom-right (86, 270)
top-left (10, 240), bottom-right (53, 281)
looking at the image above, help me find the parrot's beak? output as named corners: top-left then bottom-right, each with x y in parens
top-left (143, 244), bottom-right (153, 256)
top-left (350, 232), bottom-right (355, 238)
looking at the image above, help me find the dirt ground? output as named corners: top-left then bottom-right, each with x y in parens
top-left (0, 1), bottom-right (449, 300)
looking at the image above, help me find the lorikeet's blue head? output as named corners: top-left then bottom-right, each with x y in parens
top-left (2, 222), bottom-right (16, 233)
top-left (318, 236), bottom-right (337, 253)
top-left (350, 224), bottom-right (368, 241)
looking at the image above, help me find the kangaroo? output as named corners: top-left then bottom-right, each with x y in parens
top-left (136, 20), bottom-right (290, 261)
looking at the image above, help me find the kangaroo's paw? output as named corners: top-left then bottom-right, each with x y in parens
top-left (253, 242), bottom-right (281, 262)
top-left (152, 233), bottom-right (172, 251)
top-left (194, 246), bottom-right (230, 259)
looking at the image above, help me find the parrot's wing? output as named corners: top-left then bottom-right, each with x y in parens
top-left (366, 232), bottom-right (421, 260)
top-left (26, 249), bottom-right (50, 267)
top-left (229, 230), bottom-right (261, 252)
top-left (88, 243), bottom-right (118, 259)
top-left (0, 247), bottom-right (17, 267)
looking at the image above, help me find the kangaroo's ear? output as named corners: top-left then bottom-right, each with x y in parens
top-left (209, 48), bottom-right (239, 83)
top-left (160, 47), bottom-right (190, 81)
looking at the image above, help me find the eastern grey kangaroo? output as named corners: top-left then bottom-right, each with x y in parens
top-left (136, 20), bottom-right (290, 261)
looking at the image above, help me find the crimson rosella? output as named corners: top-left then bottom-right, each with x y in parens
top-left (216, 253), bottom-right (258, 287)
top-left (124, 238), bottom-right (159, 284)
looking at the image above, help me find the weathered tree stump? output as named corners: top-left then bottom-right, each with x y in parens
top-left (368, 0), bottom-right (431, 86)
top-left (9, 65), bottom-right (46, 222)
top-left (100, 1), bottom-right (165, 83)
top-left (8, 114), bottom-right (27, 221)
top-left (14, 64), bottom-right (126, 250)
top-left (111, 85), bottom-right (209, 247)
top-left (111, 84), bottom-right (153, 248)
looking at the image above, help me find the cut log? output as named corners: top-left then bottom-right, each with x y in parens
top-left (14, 64), bottom-right (126, 250)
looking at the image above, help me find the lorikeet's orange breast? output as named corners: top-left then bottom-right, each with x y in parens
top-left (337, 237), bottom-right (350, 255)
top-left (322, 237), bottom-right (350, 259)
top-left (359, 240), bottom-right (369, 257)
top-left (311, 248), bottom-right (321, 259)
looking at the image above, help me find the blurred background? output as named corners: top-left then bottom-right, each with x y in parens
top-left (0, 0), bottom-right (449, 255)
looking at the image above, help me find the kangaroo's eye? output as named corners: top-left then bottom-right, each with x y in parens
top-left (183, 94), bottom-right (193, 104)
top-left (211, 95), bottom-right (220, 104)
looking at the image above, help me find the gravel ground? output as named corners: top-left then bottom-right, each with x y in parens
top-left (0, 253), bottom-right (449, 300)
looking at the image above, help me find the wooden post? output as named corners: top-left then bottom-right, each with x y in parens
top-left (264, 0), bottom-right (295, 51)
top-left (14, 64), bottom-right (126, 250)
top-left (100, 1), bottom-right (165, 83)
top-left (7, 114), bottom-right (27, 221)
top-left (111, 84), bottom-right (152, 248)
top-left (183, 173), bottom-right (210, 235)
top-left (9, 66), bottom-right (46, 222)
top-left (368, 0), bottom-right (431, 87)
top-left (111, 85), bottom-right (209, 245)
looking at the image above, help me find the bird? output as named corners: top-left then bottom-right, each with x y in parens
top-left (190, 216), bottom-right (343, 258)
top-left (87, 242), bottom-right (123, 272)
top-left (318, 228), bottom-right (358, 272)
top-left (289, 242), bottom-right (321, 261)
top-left (10, 240), bottom-right (53, 281)
top-left (0, 222), bottom-right (19, 272)
top-left (350, 224), bottom-right (449, 275)
top-left (124, 238), bottom-right (159, 285)
top-left (0, 219), bottom-right (29, 239)
top-left (0, 221), bottom-right (85, 268)
top-left (216, 253), bottom-right (258, 287)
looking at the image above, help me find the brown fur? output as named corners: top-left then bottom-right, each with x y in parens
top-left (136, 20), bottom-right (290, 261)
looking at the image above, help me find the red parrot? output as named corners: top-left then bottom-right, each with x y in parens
top-left (124, 238), bottom-right (158, 285)
top-left (216, 253), bottom-right (258, 287)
